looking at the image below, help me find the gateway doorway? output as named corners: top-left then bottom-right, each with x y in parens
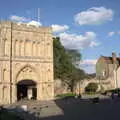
top-left (17, 80), bottom-right (37, 101)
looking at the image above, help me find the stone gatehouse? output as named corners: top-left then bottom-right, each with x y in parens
top-left (0, 21), bottom-right (54, 104)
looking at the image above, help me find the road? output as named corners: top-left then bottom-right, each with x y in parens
top-left (5, 96), bottom-right (120, 120)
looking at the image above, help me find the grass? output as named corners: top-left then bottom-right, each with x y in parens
top-left (105, 88), bottom-right (120, 94)
top-left (56, 93), bottom-right (76, 98)
top-left (83, 91), bottom-right (101, 95)
top-left (83, 92), bottom-right (97, 95)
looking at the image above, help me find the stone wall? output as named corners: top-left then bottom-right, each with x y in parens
top-left (54, 79), bottom-right (70, 96)
top-left (54, 77), bottom-right (116, 95)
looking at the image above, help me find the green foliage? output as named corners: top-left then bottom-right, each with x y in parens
top-left (53, 37), bottom-right (72, 80)
top-left (83, 92), bottom-right (98, 95)
top-left (85, 83), bottom-right (98, 92)
top-left (66, 49), bottom-right (81, 67)
top-left (56, 93), bottom-right (76, 98)
top-left (53, 37), bottom-right (86, 92)
top-left (105, 88), bottom-right (120, 94)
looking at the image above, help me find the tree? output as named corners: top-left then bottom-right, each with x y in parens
top-left (85, 83), bottom-right (98, 92)
top-left (53, 37), bottom-right (86, 92)
top-left (53, 37), bottom-right (73, 80)
top-left (66, 49), bottom-right (81, 68)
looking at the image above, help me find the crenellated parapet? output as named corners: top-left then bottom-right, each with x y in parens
top-left (0, 21), bottom-right (52, 34)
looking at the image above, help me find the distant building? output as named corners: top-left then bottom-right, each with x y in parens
top-left (96, 52), bottom-right (120, 88)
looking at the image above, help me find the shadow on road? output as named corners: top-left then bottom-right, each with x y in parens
top-left (2, 96), bottom-right (120, 120)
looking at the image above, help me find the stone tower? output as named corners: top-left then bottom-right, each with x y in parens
top-left (0, 21), bottom-right (54, 104)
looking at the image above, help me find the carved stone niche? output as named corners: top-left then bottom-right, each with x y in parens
top-left (37, 42), bottom-right (40, 44)
top-left (15, 63), bottom-right (20, 68)
top-left (35, 64), bottom-right (40, 67)
top-left (47, 43), bottom-right (50, 45)
top-left (48, 69), bottom-right (50, 72)
top-left (48, 84), bottom-right (51, 87)
top-left (22, 67), bottom-right (33, 73)
top-left (3, 38), bottom-right (7, 41)
top-left (3, 85), bottom-right (7, 89)
top-left (20, 40), bottom-right (23, 43)
top-left (26, 39), bottom-right (31, 42)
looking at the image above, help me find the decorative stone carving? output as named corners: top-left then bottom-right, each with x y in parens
top-left (15, 63), bottom-right (20, 68)
top-left (35, 64), bottom-right (40, 67)
top-left (0, 21), bottom-right (54, 104)
top-left (47, 43), bottom-right (50, 45)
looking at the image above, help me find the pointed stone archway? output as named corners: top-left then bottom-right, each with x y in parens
top-left (16, 65), bottom-right (38, 83)
top-left (14, 65), bottom-right (39, 101)
top-left (17, 79), bottom-right (37, 100)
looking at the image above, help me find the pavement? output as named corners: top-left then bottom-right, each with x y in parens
top-left (4, 95), bottom-right (120, 120)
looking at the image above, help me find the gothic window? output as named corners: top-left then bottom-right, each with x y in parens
top-left (32, 42), bottom-right (36, 56)
top-left (3, 69), bottom-right (7, 82)
top-left (39, 40), bottom-right (42, 57)
top-left (37, 42), bottom-right (40, 56)
top-left (15, 40), bottom-right (20, 56)
top-left (4, 39), bottom-right (9, 56)
top-left (20, 40), bottom-right (24, 56)
top-left (19, 40), bottom-right (22, 56)
top-left (47, 68), bottom-right (51, 82)
top-left (3, 86), bottom-right (8, 102)
top-left (47, 42), bottom-right (51, 58)
top-left (41, 40), bottom-right (44, 57)
top-left (25, 40), bottom-right (31, 56)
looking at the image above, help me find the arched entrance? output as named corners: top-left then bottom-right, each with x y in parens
top-left (17, 79), bottom-right (37, 100)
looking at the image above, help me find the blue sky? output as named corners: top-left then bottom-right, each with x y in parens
top-left (0, 0), bottom-right (120, 73)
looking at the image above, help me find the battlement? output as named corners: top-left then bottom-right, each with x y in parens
top-left (0, 21), bottom-right (52, 33)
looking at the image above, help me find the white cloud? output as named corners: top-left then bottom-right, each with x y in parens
top-left (108, 31), bottom-right (115, 37)
top-left (107, 31), bottom-right (120, 37)
top-left (9, 15), bottom-right (29, 22)
top-left (27, 20), bottom-right (42, 27)
top-left (80, 59), bottom-right (97, 73)
top-left (59, 32), bottom-right (99, 50)
top-left (51, 24), bottom-right (69, 33)
top-left (80, 60), bottom-right (97, 65)
top-left (9, 15), bottom-right (42, 27)
top-left (74, 7), bottom-right (113, 25)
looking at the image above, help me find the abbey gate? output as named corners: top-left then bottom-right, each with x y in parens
top-left (0, 21), bottom-right (54, 104)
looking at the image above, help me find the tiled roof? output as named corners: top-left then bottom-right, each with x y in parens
top-left (102, 56), bottom-right (120, 65)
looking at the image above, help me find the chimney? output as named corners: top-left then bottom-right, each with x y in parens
top-left (112, 52), bottom-right (117, 64)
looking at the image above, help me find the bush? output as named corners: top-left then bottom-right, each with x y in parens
top-left (85, 83), bottom-right (98, 92)
top-left (105, 88), bottom-right (120, 94)
top-left (83, 91), bottom-right (97, 95)
top-left (56, 93), bottom-right (76, 98)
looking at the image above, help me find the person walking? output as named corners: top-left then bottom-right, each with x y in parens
top-left (111, 92), bottom-right (115, 100)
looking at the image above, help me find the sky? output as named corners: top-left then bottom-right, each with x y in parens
top-left (0, 0), bottom-right (120, 73)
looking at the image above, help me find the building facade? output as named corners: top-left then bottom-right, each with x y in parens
top-left (96, 53), bottom-right (120, 89)
top-left (0, 21), bottom-right (54, 104)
